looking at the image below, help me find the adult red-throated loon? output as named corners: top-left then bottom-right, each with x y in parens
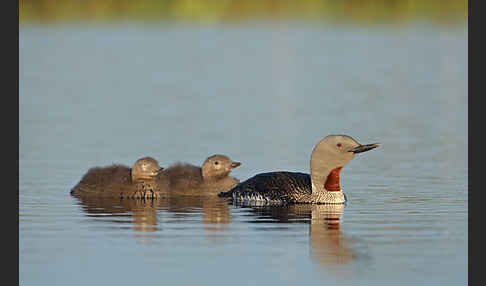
top-left (218, 135), bottom-right (380, 204)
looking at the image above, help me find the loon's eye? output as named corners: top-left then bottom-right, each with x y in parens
top-left (337, 143), bottom-right (342, 148)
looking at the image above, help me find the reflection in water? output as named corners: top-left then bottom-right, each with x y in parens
top-left (73, 196), bottom-right (162, 245)
top-left (241, 203), bottom-right (355, 272)
top-left (73, 196), bottom-right (160, 230)
top-left (131, 204), bottom-right (158, 232)
top-left (308, 204), bottom-right (354, 268)
top-left (73, 194), bottom-right (232, 244)
top-left (74, 191), bottom-right (354, 269)
top-left (158, 196), bottom-right (232, 232)
top-left (201, 198), bottom-right (231, 231)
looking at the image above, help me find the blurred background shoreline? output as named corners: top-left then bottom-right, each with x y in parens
top-left (19, 0), bottom-right (467, 26)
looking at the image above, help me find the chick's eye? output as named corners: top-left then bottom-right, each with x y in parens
top-left (337, 143), bottom-right (342, 148)
top-left (214, 161), bottom-right (219, 165)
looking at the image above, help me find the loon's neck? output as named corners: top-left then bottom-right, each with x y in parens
top-left (310, 167), bottom-right (346, 204)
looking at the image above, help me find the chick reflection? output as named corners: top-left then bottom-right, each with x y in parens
top-left (131, 202), bottom-right (159, 232)
top-left (72, 195), bottom-right (162, 246)
top-left (74, 195), bottom-right (232, 232)
top-left (157, 196), bottom-right (231, 232)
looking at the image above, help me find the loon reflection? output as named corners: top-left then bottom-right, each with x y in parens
top-left (73, 191), bottom-right (358, 267)
top-left (239, 203), bottom-right (356, 267)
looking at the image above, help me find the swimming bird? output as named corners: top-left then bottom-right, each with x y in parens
top-left (160, 154), bottom-right (241, 196)
top-left (70, 157), bottom-right (165, 199)
top-left (218, 135), bottom-right (380, 204)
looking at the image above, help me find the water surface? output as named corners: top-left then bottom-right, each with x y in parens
top-left (19, 22), bottom-right (467, 286)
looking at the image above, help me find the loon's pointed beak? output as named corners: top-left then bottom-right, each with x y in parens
top-left (231, 162), bottom-right (242, 168)
top-left (349, 143), bottom-right (381, 154)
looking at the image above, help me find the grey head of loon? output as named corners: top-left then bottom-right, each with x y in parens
top-left (131, 157), bottom-right (164, 182)
top-left (202, 154), bottom-right (242, 181)
top-left (310, 135), bottom-right (380, 198)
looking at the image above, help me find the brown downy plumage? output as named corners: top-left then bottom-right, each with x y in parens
top-left (70, 157), bottom-right (165, 199)
top-left (219, 135), bottom-right (380, 205)
top-left (160, 154), bottom-right (241, 196)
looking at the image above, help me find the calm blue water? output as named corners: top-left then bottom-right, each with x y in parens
top-left (19, 22), bottom-right (467, 286)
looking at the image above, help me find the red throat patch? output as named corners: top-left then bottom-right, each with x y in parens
top-left (324, 167), bottom-right (342, 192)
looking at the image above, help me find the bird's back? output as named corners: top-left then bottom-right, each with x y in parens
top-left (162, 162), bottom-right (240, 196)
top-left (71, 164), bottom-right (163, 199)
top-left (218, 171), bottom-right (312, 204)
top-left (162, 163), bottom-right (204, 195)
top-left (70, 165), bottom-right (131, 195)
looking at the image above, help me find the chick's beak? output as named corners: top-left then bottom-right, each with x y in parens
top-left (231, 162), bottom-right (242, 168)
top-left (349, 143), bottom-right (381, 154)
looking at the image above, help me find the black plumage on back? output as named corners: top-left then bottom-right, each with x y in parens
top-left (219, 172), bottom-right (312, 204)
